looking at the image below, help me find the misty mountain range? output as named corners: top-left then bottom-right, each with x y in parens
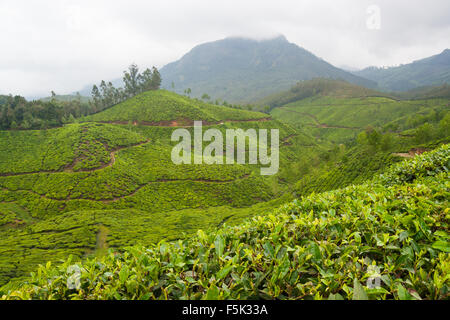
top-left (354, 49), bottom-right (450, 92)
top-left (73, 36), bottom-right (450, 103)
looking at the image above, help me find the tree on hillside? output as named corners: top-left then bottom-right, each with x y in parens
top-left (139, 67), bottom-right (161, 92)
top-left (123, 63), bottom-right (141, 98)
top-left (91, 85), bottom-right (102, 110)
top-left (90, 63), bottom-right (162, 112)
top-left (151, 66), bottom-right (161, 90)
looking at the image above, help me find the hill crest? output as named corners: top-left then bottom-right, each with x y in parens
top-left (83, 90), bottom-right (268, 124)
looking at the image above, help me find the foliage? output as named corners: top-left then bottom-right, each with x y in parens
top-left (377, 144), bottom-right (449, 186)
top-left (2, 145), bottom-right (448, 300)
top-left (0, 116), bottom-right (295, 285)
top-left (257, 78), bottom-right (389, 110)
top-left (0, 95), bottom-right (91, 130)
top-left (91, 64), bottom-right (162, 111)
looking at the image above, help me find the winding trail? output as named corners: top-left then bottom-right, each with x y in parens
top-left (0, 140), bottom-right (150, 177)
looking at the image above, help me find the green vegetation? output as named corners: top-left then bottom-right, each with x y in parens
top-left (257, 78), bottom-right (390, 110)
top-left (269, 88), bottom-right (449, 198)
top-left (38, 93), bottom-right (91, 104)
top-left (83, 90), bottom-right (268, 124)
top-left (2, 145), bottom-right (448, 299)
top-left (91, 64), bottom-right (162, 111)
top-left (394, 84), bottom-right (450, 100)
top-left (0, 92), bottom-right (298, 286)
top-left (0, 64), bottom-right (162, 131)
top-left (0, 79), bottom-right (449, 300)
top-left (0, 95), bottom-right (91, 130)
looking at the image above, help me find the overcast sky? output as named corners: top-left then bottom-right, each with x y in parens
top-left (1, 0), bottom-right (449, 98)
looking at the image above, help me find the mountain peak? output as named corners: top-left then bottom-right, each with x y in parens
top-left (266, 34), bottom-right (288, 42)
top-left (160, 36), bottom-right (375, 103)
top-left (223, 34), bottom-right (288, 43)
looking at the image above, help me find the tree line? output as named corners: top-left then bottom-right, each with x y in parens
top-left (0, 64), bottom-right (161, 130)
top-left (0, 94), bottom-right (90, 130)
top-left (91, 64), bottom-right (161, 110)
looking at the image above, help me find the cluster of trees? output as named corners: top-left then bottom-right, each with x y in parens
top-left (356, 111), bottom-right (449, 150)
top-left (0, 94), bottom-right (90, 130)
top-left (357, 126), bottom-right (396, 151)
top-left (414, 113), bottom-right (450, 143)
top-left (91, 64), bottom-right (161, 110)
top-left (0, 64), bottom-right (162, 130)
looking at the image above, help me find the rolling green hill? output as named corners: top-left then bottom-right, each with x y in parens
top-left (2, 144), bottom-right (448, 300)
top-left (257, 78), bottom-right (391, 110)
top-left (83, 90), bottom-right (268, 124)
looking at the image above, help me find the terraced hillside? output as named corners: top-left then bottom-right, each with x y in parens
top-left (2, 144), bottom-right (448, 300)
top-left (0, 90), bottom-right (305, 285)
top-left (269, 83), bottom-right (450, 196)
top-left (271, 96), bottom-right (449, 142)
top-left (1, 86), bottom-right (448, 291)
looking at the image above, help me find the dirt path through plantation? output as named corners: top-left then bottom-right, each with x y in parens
top-left (0, 140), bottom-right (150, 177)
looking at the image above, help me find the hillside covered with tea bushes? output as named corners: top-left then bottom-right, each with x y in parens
top-left (0, 90), bottom-right (305, 286)
top-left (83, 90), bottom-right (267, 124)
top-left (0, 85), bottom-right (449, 288)
top-left (270, 87), bottom-right (450, 196)
top-left (2, 144), bottom-right (448, 300)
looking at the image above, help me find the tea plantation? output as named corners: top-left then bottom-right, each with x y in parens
top-left (2, 144), bottom-right (448, 300)
top-left (0, 88), bottom-right (448, 299)
top-left (0, 91), bottom-right (303, 285)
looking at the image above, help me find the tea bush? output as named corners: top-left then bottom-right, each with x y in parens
top-left (2, 145), bottom-right (448, 299)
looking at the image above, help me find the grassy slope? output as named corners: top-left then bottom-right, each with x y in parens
top-left (83, 90), bottom-right (268, 123)
top-left (0, 91), bottom-right (300, 285)
top-left (2, 144), bottom-right (448, 300)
